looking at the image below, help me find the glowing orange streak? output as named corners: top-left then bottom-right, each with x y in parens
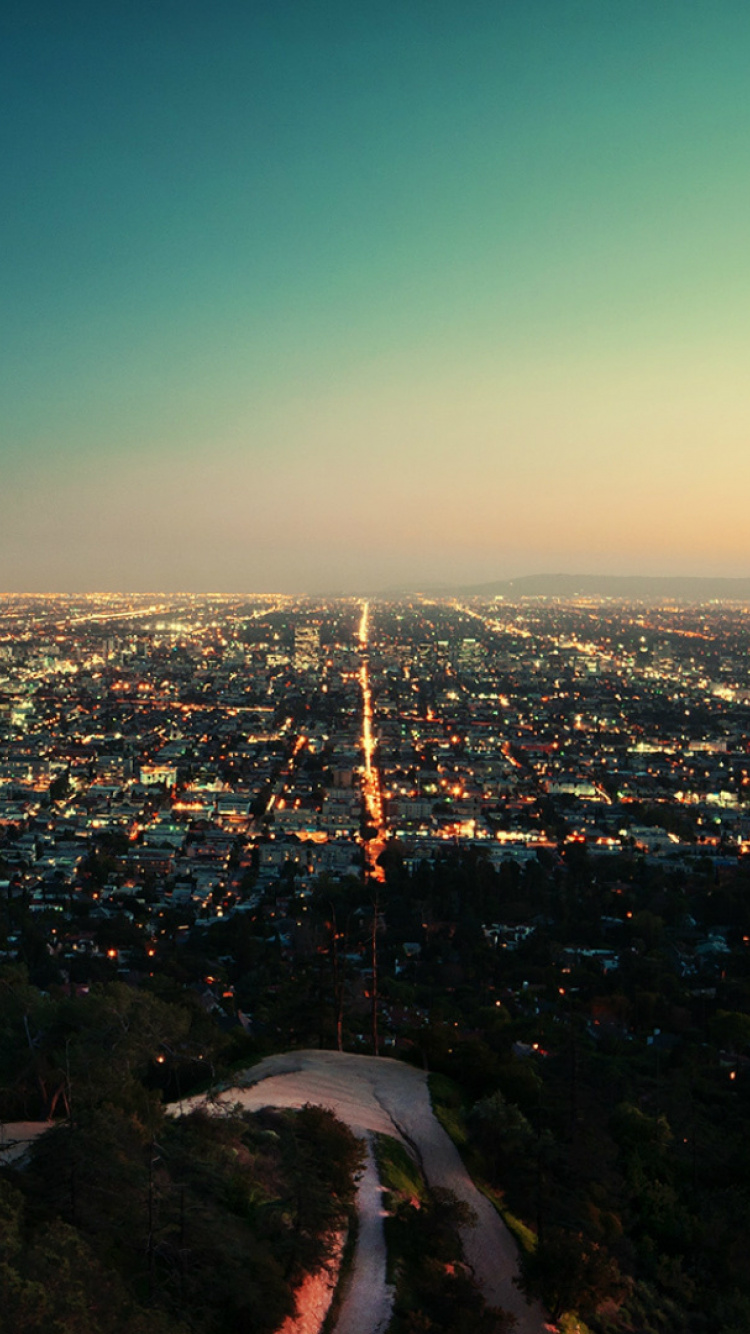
top-left (360, 663), bottom-right (374, 777)
top-left (358, 600), bottom-right (369, 647)
top-left (357, 601), bottom-right (385, 879)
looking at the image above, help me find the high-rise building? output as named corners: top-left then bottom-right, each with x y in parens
top-left (457, 637), bottom-right (483, 671)
top-left (294, 624), bottom-right (320, 673)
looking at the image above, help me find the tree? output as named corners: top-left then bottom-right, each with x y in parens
top-left (470, 1090), bottom-right (533, 1177)
top-left (518, 1225), bottom-right (621, 1321)
top-left (326, 901), bottom-right (349, 1053)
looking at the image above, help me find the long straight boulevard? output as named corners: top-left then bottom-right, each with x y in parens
top-left (357, 601), bottom-right (386, 880)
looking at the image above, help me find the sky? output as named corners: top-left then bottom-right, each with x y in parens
top-left (2, 0), bottom-right (750, 592)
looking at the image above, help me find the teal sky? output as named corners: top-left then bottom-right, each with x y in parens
top-left (2, 1), bottom-right (749, 591)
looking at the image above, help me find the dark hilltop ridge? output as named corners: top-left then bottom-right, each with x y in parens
top-left (457, 573), bottom-right (750, 601)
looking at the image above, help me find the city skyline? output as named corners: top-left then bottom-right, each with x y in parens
top-left (3, 1), bottom-right (750, 592)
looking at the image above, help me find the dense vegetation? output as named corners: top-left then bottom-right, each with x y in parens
top-left (4, 839), bottom-right (750, 1332)
top-left (384, 848), bottom-right (750, 1334)
top-left (0, 972), bottom-right (363, 1334)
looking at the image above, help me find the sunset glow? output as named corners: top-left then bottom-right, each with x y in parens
top-left (2, 3), bottom-right (749, 590)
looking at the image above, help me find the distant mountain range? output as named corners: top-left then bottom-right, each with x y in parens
top-left (370, 574), bottom-right (750, 601)
top-left (456, 573), bottom-right (750, 601)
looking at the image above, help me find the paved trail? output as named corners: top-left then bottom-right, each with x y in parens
top-left (198, 1051), bottom-right (548, 1334)
top-left (332, 1133), bottom-right (394, 1334)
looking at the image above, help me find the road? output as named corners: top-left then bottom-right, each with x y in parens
top-left (197, 1050), bottom-right (549, 1334)
top-left (357, 601), bottom-right (386, 881)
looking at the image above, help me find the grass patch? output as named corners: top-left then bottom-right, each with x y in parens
top-left (427, 1073), bottom-right (468, 1147)
top-left (375, 1134), bottom-right (426, 1204)
top-left (477, 1182), bottom-right (537, 1255)
top-left (497, 1207), bottom-right (537, 1256)
top-left (373, 1134), bottom-right (424, 1284)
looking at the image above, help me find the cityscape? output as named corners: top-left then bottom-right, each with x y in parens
top-left (1, 593), bottom-right (748, 914)
top-left (2, 591), bottom-right (750, 1331)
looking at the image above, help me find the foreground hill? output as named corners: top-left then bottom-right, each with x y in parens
top-left (1, 1100), bottom-right (363, 1334)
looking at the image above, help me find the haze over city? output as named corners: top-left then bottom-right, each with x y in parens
top-left (3, 0), bottom-right (749, 591)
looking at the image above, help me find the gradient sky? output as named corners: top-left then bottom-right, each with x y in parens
top-left (2, 0), bottom-right (749, 591)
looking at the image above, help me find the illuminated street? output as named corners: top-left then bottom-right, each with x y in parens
top-left (357, 602), bottom-right (386, 880)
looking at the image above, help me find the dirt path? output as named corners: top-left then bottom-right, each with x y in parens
top-left (199, 1050), bottom-right (548, 1334)
top-left (332, 1133), bottom-right (394, 1334)
top-left (0, 1121), bottom-right (53, 1165)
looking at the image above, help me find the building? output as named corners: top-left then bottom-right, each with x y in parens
top-left (294, 625), bottom-right (320, 673)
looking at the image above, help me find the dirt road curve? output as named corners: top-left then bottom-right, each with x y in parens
top-left (204, 1051), bottom-right (548, 1334)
